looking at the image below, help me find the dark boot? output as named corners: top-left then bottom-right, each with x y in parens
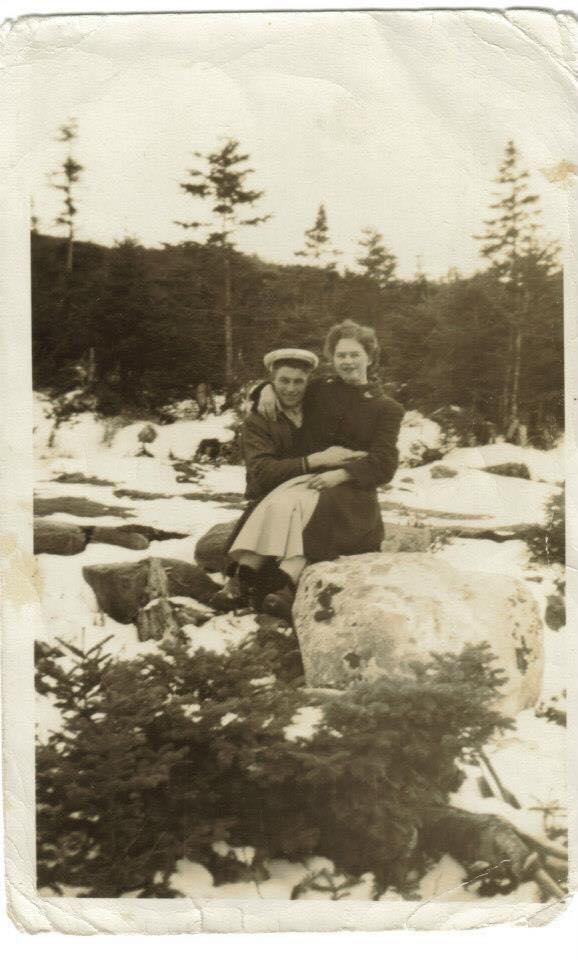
top-left (261, 573), bottom-right (296, 621)
top-left (212, 565), bottom-right (258, 612)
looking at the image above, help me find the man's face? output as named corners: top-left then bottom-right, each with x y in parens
top-left (271, 364), bottom-right (309, 410)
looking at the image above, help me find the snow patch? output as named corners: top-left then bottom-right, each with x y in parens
top-left (220, 712), bottom-right (238, 727)
top-left (181, 612), bottom-right (257, 655)
top-left (211, 841), bottom-right (256, 865)
top-left (397, 410), bottom-right (443, 465)
top-left (284, 706), bottom-right (324, 743)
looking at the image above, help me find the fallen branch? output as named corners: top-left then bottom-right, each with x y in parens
top-left (532, 866), bottom-right (566, 901)
top-left (514, 829), bottom-right (568, 863)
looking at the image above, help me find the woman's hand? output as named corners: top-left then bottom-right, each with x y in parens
top-left (308, 469), bottom-right (349, 490)
top-left (257, 383), bottom-right (280, 421)
top-left (308, 447), bottom-right (367, 469)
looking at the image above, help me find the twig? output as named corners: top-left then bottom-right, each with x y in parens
top-left (478, 748), bottom-right (521, 809)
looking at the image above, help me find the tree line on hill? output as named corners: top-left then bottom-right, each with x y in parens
top-left (32, 129), bottom-right (563, 447)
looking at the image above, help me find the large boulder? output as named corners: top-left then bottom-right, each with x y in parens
top-left (293, 554), bottom-right (543, 716)
top-left (195, 520), bottom-right (238, 572)
top-left (89, 526), bottom-right (150, 550)
top-left (82, 557), bottom-right (219, 623)
top-left (34, 518), bottom-right (86, 556)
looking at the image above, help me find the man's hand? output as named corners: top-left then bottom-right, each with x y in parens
top-left (257, 383), bottom-right (280, 421)
top-left (308, 469), bottom-right (349, 491)
top-left (308, 447), bottom-right (367, 469)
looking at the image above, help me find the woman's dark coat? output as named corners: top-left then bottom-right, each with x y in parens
top-left (300, 377), bottom-right (404, 560)
top-left (229, 377), bottom-right (404, 562)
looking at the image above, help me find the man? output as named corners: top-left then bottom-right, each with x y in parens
top-left (212, 348), bottom-right (365, 611)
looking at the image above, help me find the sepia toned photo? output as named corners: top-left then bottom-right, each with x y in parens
top-left (1, 7), bottom-right (576, 933)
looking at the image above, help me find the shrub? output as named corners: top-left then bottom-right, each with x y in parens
top-left (36, 628), bottom-right (512, 898)
top-left (484, 462), bottom-right (531, 480)
top-left (526, 486), bottom-right (565, 567)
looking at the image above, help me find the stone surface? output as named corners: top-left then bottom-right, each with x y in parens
top-left (381, 523), bottom-right (431, 553)
top-left (429, 464), bottom-right (458, 479)
top-left (138, 423), bottom-right (158, 444)
top-left (83, 556), bottom-right (219, 623)
top-left (34, 495), bottom-right (133, 518)
top-left (90, 526), bottom-right (150, 550)
top-left (34, 518), bottom-right (86, 556)
top-left (544, 592), bottom-right (565, 631)
top-left (293, 553), bottom-right (543, 716)
top-left (195, 520), bottom-right (238, 572)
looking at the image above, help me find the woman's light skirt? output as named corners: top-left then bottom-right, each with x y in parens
top-left (229, 475), bottom-right (319, 562)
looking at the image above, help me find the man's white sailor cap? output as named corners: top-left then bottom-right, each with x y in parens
top-left (263, 348), bottom-right (319, 372)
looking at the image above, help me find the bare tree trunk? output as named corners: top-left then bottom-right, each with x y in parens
top-left (508, 289), bottom-right (530, 441)
top-left (66, 223), bottom-right (74, 276)
top-left (223, 248), bottom-right (234, 385)
top-left (509, 324), bottom-right (523, 424)
top-left (500, 329), bottom-right (514, 432)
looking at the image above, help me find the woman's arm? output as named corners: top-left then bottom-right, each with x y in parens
top-left (307, 468), bottom-right (350, 491)
top-left (343, 398), bottom-right (404, 489)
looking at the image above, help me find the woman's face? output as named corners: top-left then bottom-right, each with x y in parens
top-left (332, 337), bottom-right (370, 385)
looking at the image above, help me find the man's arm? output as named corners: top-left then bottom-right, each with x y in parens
top-left (343, 399), bottom-right (404, 489)
top-left (242, 414), bottom-right (306, 497)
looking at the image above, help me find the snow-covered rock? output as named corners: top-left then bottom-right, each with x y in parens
top-left (108, 414), bottom-right (235, 460)
top-left (293, 553), bottom-right (543, 716)
top-left (47, 412), bottom-right (107, 461)
top-left (397, 410), bottom-right (443, 466)
top-left (34, 392), bottom-right (237, 467)
top-left (382, 466), bottom-right (558, 529)
top-left (442, 442), bottom-right (563, 484)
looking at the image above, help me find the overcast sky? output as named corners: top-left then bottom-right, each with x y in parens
top-left (12, 10), bottom-right (576, 278)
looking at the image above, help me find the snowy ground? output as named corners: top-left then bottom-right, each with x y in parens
top-left (34, 398), bottom-right (567, 903)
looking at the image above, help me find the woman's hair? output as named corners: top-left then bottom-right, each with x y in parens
top-left (323, 319), bottom-right (380, 366)
top-left (270, 358), bottom-right (314, 375)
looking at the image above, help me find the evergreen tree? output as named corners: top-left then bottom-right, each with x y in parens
top-left (356, 228), bottom-right (397, 287)
top-left (30, 197), bottom-right (40, 235)
top-left (36, 631), bottom-right (513, 897)
top-left (49, 119), bottom-right (92, 385)
top-left (475, 141), bottom-right (560, 436)
top-left (177, 138), bottom-right (271, 384)
top-left (418, 274), bottom-right (509, 426)
top-left (92, 238), bottom-right (160, 409)
top-left (52, 119), bottom-right (84, 276)
top-left (295, 204), bottom-right (341, 269)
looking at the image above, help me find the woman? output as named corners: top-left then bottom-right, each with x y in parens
top-left (220, 320), bottom-right (404, 620)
